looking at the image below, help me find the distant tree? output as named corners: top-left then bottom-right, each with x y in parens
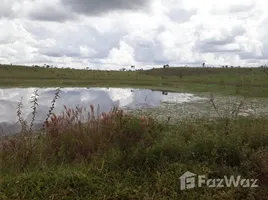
top-left (163, 64), bottom-right (169, 68)
top-left (131, 65), bottom-right (135, 70)
top-left (202, 63), bottom-right (205, 68)
top-left (263, 64), bottom-right (268, 75)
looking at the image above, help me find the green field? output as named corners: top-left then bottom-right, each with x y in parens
top-left (1, 64), bottom-right (268, 97)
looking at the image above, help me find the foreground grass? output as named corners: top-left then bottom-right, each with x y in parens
top-left (1, 64), bottom-right (268, 97)
top-left (1, 104), bottom-right (268, 199)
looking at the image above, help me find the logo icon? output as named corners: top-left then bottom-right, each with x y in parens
top-left (179, 171), bottom-right (197, 190)
top-left (178, 171), bottom-right (258, 190)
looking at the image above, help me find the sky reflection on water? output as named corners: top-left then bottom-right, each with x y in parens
top-left (0, 87), bottom-right (205, 134)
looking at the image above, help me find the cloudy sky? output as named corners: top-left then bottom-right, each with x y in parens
top-left (0, 0), bottom-right (268, 70)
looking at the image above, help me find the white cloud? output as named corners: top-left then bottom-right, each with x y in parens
top-left (0, 0), bottom-right (268, 69)
top-left (105, 41), bottom-right (136, 67)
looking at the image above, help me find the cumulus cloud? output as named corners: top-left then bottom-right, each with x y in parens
top-left (0, 0), bottom-right (268, 69)
top-left (0, 1), bottom-right (13, 19)
top-left (61, 0), bottom-right (153, 16)
top-left (24, 0), bottom-right (76, 22)
top-left (29, 5), bottom-right (76, 22)
top-left (195, 25), bottom-right (247, 53)
top-left (0, 0), bottom-right (23, 19)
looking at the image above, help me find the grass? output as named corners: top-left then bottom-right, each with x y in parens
top-left (1, 64), bottom-right (268, 97)
top-left (1, 88), bottom-right (268, 199)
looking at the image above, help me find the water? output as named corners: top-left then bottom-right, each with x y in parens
top-left (0, 87), bottom-right (205, 134)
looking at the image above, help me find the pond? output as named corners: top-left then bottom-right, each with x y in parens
top-left (0, 87), bottom-right (206, 134)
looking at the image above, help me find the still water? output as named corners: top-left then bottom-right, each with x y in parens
top-left (0, 87), bottom-right (205, 134)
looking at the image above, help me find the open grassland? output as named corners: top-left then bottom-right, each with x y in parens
top-left (1, 64), bottom-right (268, 97)
top-left (1, 89), bottom-right (268, 200)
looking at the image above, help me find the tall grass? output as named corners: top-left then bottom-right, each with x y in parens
top-left (0, 88), bottom-right (160, 172)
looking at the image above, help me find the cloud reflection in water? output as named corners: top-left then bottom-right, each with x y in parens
top-left (0, 87), bottom-right (205, 134)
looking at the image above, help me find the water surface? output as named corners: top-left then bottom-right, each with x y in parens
top-left (0, 87), bottom-right (205, 134)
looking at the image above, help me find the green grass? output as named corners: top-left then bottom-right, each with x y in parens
top-left (1, 64), bottom-right (268, 97)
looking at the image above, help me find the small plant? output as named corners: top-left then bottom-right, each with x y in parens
top-left (43, 87), bottom-right (61, 129)
top-left (29, 90), bottom-right (39, 134)
top-left (16, 97), bottom-right (28, 134)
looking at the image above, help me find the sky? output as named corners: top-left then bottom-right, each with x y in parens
top-left (0, 0), bottom-right (268, 70)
